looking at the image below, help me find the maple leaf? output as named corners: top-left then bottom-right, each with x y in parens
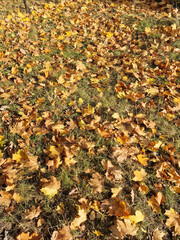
top-left (76, 60), bottom-right (86, 71)
top-left (16, 232), bottom-right (38, 240)
top-left (51, 225), bottom-right (72, 240)
top-left (165, 208), bottom-right (180, 235)
top-left (111, 145), bottom-right (128, 164)
top-left (137, 154), bottom-right (149, 166)
top-left (40, 176), bottom-right (61, 199)
top-left (133, 169), bottom-right (147, 182)
top-left (13, 193), bottom-right (22, 203)
top-left (110, 219), bottom-right (138, 239)
top-left (101, 197), bottom-right (130, 218)
top-left (89, 172), bottom-right (104, 194)
top-left (70, 206), bottom-right (88, 230)
top-left (129, 210), bottom-right (145, 224)
top-left (139, 182), bottom-right (150, 194)
top-left (111, 187), bottom-right (122, 198)
top-left (25, 206), bottom-right (41, 220)
top-left (148, 192), bottom-right (165, 214)
top-left (0, 191), bottom-right (12, 206)
top-left (152, 228), bottom-right (165, 240)
top-left (102, 160), bottom-right (123, 182)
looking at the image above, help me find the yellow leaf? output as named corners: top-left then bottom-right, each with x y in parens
top-left (13, 193), bottom-right (22, 203)
top-left (112, 113), bottom-right (120, 119)
top-left (117, 91), bottom-right (126, 99)
top-left (12, 149), bottom-right (23, 163)
top-left (133, 169), bottom-right (146, 182)
top-left (173, 97), bottom-right (180, 104)
top-left (78, 98), bottom-right (84, 105)
top-left (106, 32), bottom-right (113, 38)
top-left (146, 87), bottom-right (159, 96)
top-left (40, 176), bottom-right (60, 199)
top-left (165, 208), bottom-right (180, 235)
top-left (111, 187), bottom-right (122, 198)
top-left (145, 27), bottom-right (151, 34)
top-left (58, 35), bottom-right (65, 40)
top-left (57, 75), bottom-right (65, 84)
top-left (129, 210), bottom-right (145, 224)
top-left (52, 123), bottom-right (65, 133)
top-left (66, 31), bottom-right (72, 37)
top-left (137, 154), bottom-right (148, 166)
top-left (70, 207), bottom-right (87, 230)
top-left (94, 230), bottom-right (104, 236)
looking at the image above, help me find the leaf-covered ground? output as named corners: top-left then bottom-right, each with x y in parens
top-left (0, 0), bottom-right (179, 239)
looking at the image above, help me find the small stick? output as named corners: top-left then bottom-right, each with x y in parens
top-left (23, 0), bottom-right (30, 14)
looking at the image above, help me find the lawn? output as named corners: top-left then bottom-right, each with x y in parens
top-left (0, 0), bottom-right (179, 239)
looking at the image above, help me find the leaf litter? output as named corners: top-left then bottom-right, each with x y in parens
top-left (0, 0), bottom-right (179, 239)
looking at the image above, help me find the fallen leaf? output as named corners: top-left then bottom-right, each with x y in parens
top-left (133, 169), bottom-right (146, 182)
top-left (110, 219), bottom-right (138, 239)
top-left (165, 208), bottom-right (180, 235)
top-left (152, 228), bottom-right (165, 240)
top-left (70, 206), bottom-right (88, 230)
top-left (51, 225), bottom-right (72, 240)
top-left (101, 197), bottom-right (130, 218)
top-left (111, 146), bottom-right (128, 163)
top-left (25, 206), bottom-right (41, 220)
top-left (129, 210), bottom-right (145, 224)
top-left (111, 187), bottom-right (122, 198)
top-left (89, 172), bottom-right (104, 194)
top-left (137, 154), bottom-right (148, 166)
top-left (148, 192), bottom-right (165, 214)
top-left (0, 191), bottom-right (12, 206)
top-left (40, 176), bottom-right (61, 199)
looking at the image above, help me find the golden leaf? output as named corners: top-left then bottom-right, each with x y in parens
top-left (40, 176), bottom-right (61, 199)
top-left (129, 210), bottom-right (145, 224)
top-left (70, 206), bottom-right (87, 230)
top-left (137, 154), bottom-right (148, 166)
top-left (133, 169), bottom-right (146, 182)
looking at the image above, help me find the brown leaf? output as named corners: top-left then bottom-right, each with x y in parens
top-left (51, 225), bottom-right (72, 240)
top-left (111, 145), bottom-right (128, 164)
top-left (110, 219), bottom-right (138, 239)
top-left (101, 160), bottom-right (122, 182)
top-left (101, 197), bottom-right (130, 218)
top-left (148, 192), bottom-right (165, 214)
top-left (25, 206), bottom-right (41, 220)
top-left (152, 228), bottom-right (165, 240)
top-left (165, 208), bottom-right (180, 235)
top-left (89, 172), bottom-right (104, 194)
